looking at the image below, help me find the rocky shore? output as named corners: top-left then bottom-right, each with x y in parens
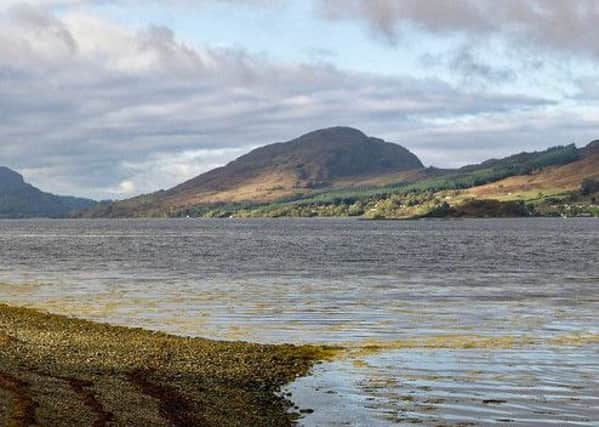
top-left (0, 304), bottom-right (333, 426)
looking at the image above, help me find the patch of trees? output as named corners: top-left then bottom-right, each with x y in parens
top-left (581, 178), bottom-right (599, 195)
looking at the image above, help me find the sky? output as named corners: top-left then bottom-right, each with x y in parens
top-left (1, 0), bottom-right (599, 200)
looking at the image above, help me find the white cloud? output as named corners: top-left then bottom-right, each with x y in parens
top-left (0, 3), bottom-right (597, 200)
top-left (114, 179), bottom-right (135, 195)
top-left (115, 147), bottom-right (249, 196)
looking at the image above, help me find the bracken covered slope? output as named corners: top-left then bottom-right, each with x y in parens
top-left (465, 140), bottom-right (599, 199)
top-left (91, 127), bottom-right (424, 217)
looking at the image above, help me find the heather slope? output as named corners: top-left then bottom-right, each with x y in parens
top-left (84, 132), bottom-right (598, 219)
top-left (90, 127), bottom-right (424, 217)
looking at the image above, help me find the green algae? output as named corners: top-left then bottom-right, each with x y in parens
top-left (551, 333), bottom-right (599, 346)
top-left (346, 335), bottom-right (537, 357)
top-left (342, 332), bottom-right (599, 359)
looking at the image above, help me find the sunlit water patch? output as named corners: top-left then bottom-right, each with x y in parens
top-left (1, 218), bottom-right (598, 425)
top-left (289, 345), bottom-right (599, 426)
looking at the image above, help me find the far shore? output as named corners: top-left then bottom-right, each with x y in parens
top-left (0, 304), bottom-right (336, 427)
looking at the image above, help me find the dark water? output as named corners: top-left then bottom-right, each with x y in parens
top-left (1, 218), bottom-right (598, 426)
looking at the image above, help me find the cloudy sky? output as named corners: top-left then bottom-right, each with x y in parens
top-left (1, 0), bottom-right (599, 199)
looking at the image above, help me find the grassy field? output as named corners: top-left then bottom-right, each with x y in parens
top-left (0, 304), bottom-right (335, 427)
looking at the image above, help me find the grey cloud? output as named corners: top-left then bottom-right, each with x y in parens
top-left (0, 0), bottom-right (281, 11)
top-left (319, 0), bottom-right (599, 56)
top-left (8, 0), bottom-right (599, 60)
top-left (400, 109), bottom-right (599, 168)
top-left (420, 46), bottom-right (516, 87)
top-left (449, 47), bottom-right (515, 84)
top-left (0, 6), bottom-right (595, 200)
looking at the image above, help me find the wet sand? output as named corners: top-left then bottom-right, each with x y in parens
top-left (0, 304), bottom-right (334, 427)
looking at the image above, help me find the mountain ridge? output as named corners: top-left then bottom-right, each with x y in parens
top-left (90, 127), bottom-right (425, 217)
top-left (16, 127), bottom-right (591, 219)
top-left (0, 166), bottom-right (96, 218)
top-left (85, 129), bottom-right (599, 218)
top-left (172, 127), bottom-right (423, 193)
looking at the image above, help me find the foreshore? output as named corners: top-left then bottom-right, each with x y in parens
top-left (0, 304), bottom-right (334, 427)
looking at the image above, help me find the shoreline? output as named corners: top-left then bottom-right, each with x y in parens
top-left (0, 304), bottom-right (335, 427)
top-left (1, 213), bottom-right (599, 221)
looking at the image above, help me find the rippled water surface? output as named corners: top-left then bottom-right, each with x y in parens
top-left (1, 218), bottom-right (598, 426)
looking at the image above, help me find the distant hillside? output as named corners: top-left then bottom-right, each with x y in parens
top-left (219, 143), bottom-right (578, 214)
top-left (85, 129), bottom-right (598, 219)
top-left (184, 141), bottom-right (592, 219)
top-left (89, 127), bottom-right (424, 217)
top-left (465, 141), bottom-right (599, 200)
top-left (0, 167), bottom-right (96, 218)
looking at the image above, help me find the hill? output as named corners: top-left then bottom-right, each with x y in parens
top-left (90, 127), bottom-right (424, 217)
top-left (191, 141), bottom-right (594, 219)
top-left (465, 141), bottom-right (599, 200)
top-left (85, 129), bottom-right (598, 219)
top-left (0, 167), bottom-right (96, 218)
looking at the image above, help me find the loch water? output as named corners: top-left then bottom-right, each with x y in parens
top-left (1, 218), bottom-right (598, 426)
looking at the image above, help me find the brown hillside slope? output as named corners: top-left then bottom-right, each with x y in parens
top-left (95, 127), bottom-right (424, 217)
top-left (465, 141), bottom-right (599, 199)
